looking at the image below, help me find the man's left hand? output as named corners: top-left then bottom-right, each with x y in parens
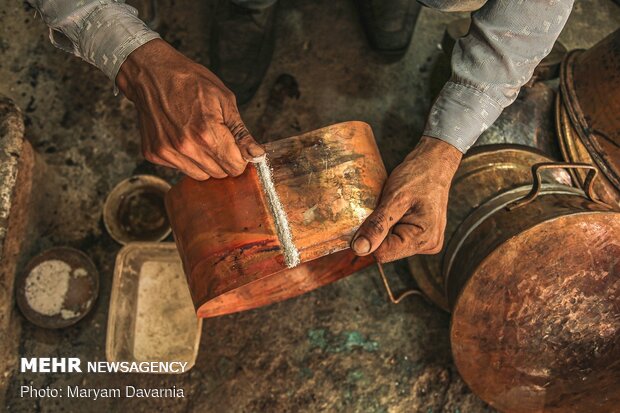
top-left (351, 136), bottom-right (462, 262)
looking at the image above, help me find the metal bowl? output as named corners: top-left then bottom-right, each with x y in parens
top-left (104, 175), bottom-right (171, 245)
top-left (16, 247), bottom-right (99, 329)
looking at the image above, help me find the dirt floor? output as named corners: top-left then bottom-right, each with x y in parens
top-left (0, 0), bottom-right (618, 412)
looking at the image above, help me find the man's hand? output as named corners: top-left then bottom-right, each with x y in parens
top-left (351, 137), bottom-right (462, 262)
top-left (116, 39), bottom-right (265, 180)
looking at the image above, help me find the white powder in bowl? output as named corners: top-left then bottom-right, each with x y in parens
top-left (24, 260), bottom-right (71, 316)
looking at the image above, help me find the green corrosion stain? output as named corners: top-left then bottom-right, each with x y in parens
top-left (308, 329), bottom-right (328, 350)
top-left (342, 331), bottom-right (379, 352)
top-left (308, 329), bottom-right (379, 353)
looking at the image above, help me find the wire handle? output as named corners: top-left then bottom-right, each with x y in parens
top-left (506, 162), bottom-right (609, 211)
top-left (376, 259), bottom-right (424, 304)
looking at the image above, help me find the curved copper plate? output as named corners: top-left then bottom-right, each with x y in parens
top-left (165, 121), bottom-right (386, 317)
top-left (197, 251), bottom-right (373, 318)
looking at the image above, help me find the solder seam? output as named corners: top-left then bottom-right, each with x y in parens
top-left (254, 156), bottom-right (301, 268)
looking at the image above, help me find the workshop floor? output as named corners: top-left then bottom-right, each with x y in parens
top-left (1, 0), bottom-right (618, 412)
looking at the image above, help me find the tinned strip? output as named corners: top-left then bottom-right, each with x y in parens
top-left (254, 156), bottom-right (301, 268)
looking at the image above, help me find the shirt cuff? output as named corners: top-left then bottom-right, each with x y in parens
top-left (75, 3), bottom-right (160, 82)
top-left (423, 82), bottom-right (504, 153)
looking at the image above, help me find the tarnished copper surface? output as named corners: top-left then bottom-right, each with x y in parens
top-left (408, 146), bottom-right (570, 311)
top-left (267, 123), bottom-right (387, 262)
top-left (560, 29), bottom-right (620, 203)
top-left (448, 189), bottom-right (620, 412)
top-left (555, 97), bottom-right (619, 206)
top-left (165, 121), bottom-right (386, 318)
top-left (197, 251), bottom-right (373, 318)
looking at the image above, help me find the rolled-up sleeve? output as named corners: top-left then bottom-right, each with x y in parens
top-left (424, 0), bottom-right (574, 153)
top-left (27, 0), bottom-right (160, 82)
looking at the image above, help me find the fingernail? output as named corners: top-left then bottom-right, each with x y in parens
top-left (248, 144), bottom-right (265, 158)
top-left (352, 236), bottom-right (371, 254)
top-left (249, 154), bottom-right (267, 163)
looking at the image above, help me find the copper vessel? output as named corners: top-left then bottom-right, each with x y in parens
top-left (445, 163), bottom-right (620, 413)
top-left (165, 121), bottom-right (386, 318)
top-left (408, 146), bottom-right (570, 311)
top-left (558, 29), bottom-right (620, 207)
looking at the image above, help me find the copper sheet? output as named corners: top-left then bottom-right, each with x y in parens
top-left (165, 121), bottom-right (386, 318)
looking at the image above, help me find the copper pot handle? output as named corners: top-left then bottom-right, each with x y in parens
top-left (507, 162), bottom-right (608, 211)
top-left (375, 259), bottom-right (424, 304)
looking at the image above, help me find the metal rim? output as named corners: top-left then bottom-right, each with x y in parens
top-left (560, 49), bottom-right (620, 190)
top-left (103, 175), bottom-right (172, 245)
top-left (442, 184), bottom-right (584, 308)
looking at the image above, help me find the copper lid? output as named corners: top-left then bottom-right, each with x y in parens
top-left (445, 165), bottom-right (619, 412)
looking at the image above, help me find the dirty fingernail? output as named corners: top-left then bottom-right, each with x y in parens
top-left (352, 236), bottom-right (371, 254)
top-left (248, 144), bottom-right (265, 158)
top-left (249, 153), bottom-right (267, 163)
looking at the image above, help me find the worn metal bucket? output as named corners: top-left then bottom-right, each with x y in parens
top-left (445, 163), bottom-right (620, 413)
top-left (165, 121), bottom-right (386, 318)
top-left (558, 29), bottom-right (620, 207)
top-left (408, 145), bottom-right (571, 311)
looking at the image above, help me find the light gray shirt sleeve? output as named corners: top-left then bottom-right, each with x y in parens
top-left (423, 0), bottom-right (574, 153)
top-left (26, 0), bottom-right (160, 82)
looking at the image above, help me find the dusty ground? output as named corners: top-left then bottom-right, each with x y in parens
top-left (0, 0), bottom-right (618, 412)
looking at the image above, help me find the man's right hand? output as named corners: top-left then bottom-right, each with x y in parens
top-left (116, 39), bottom-right (265, 180)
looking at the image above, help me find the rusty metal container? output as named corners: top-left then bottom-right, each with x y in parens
top-left (444, 164), bottom-right (620, 413)
top-left (558, 29), bottom-right (620, 207)
top-left (165, 121), bottom-right (386, 318)
top-left (408, 145), bottom-right (571, 311)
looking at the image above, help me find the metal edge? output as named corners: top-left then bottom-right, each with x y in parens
top-left (442, 185), bottom-right (584, 308)
top-left (560, 50), bottom-right (620, 190)
top-left (16, 246), bottom-right (99, 329)
top-left (103, 175), bottom-right (172, 245)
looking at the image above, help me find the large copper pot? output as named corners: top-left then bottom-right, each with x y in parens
top-left (165, 121), bottom-right (386, 318)
top-left (445, 163), bottom-right (620, 413)
top-left (408, 146), bottom-right (571, 311)
top-left (558, 29), bottom-right (620, 207)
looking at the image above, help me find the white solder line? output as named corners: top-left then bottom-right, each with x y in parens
top-left (254, 156), bottom-right (301, 268)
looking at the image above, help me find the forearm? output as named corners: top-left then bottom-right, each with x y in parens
top-left (27, 0), bottom-right (160, 82)
top-left (424, 0), bottom-right (574, 152)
